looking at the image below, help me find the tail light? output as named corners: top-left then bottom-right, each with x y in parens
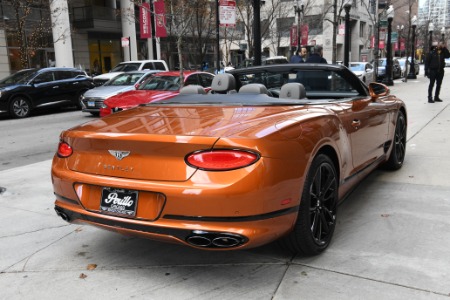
top-left (57, 141), bottom-right (73, 158)
top-left (186, 149), bottom-right (259, 171)
top-left (99, 106), bottom-right (112, 117)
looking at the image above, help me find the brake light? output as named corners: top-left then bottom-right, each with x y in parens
top-left (186, 149), bottom-right (259, 171)
top-left (57, 142), bottom-right (73, 158)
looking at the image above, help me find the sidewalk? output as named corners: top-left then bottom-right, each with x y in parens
top-left (1, 73), bottom-right (450, 299)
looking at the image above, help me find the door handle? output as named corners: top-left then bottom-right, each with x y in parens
top-left (52, 86), bottom-right (59, 89)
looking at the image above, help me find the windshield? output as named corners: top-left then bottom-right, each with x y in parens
top-left (138, 76), bottom-right (180, 91)
top-left (105, 73), bottom-right (146, 86)
top-left (350, 64), bottom-right (365, 71)
top-left (110, 63), bottom-right (141, 72)
top-left (0, 69), bottom-right (36, 84)
top-left (151, 67), bottom-right (367, 106)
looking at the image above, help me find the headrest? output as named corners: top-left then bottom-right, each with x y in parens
top-left (280, 83), bottom-right (306, 99)
top-left (239, 83), bottom-right (268, 94)
top-left (179, 85), bottom-right (206, 94)
top-left (211, 73), bottom-right (236, 93)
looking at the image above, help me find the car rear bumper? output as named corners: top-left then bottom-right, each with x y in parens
top-left (54, 200), bottom-right (297, 250)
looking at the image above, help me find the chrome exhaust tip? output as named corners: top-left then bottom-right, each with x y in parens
top-left (54, 207), bottom-right (70, 222)
top-left (186, 230), bottom-right (247, 248)
top-left (212, 236), bottom-right (242, 248)
top-left (186, 235), bottom-right (212, 247)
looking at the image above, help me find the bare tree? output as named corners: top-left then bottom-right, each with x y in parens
top-left (185, 0), bottom-right (215, 69)
top-left (1, 0), bottom-right (68, 69)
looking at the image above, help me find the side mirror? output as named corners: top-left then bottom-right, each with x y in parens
top-left (368, 82), bottom-right (390, 98)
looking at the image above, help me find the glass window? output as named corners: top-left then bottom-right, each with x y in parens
top-left (139, 76), bottom-right (180, 91)
top-left (185, 74), bottom-right (199, 86)
top-left (199, 74), bottom-right (214, 87)
top-left (34, 71), bottom-right (54, 83)
top-left (56, 71), bottom-right (74, 80)
top-left (153, 62), bottom-right (166, 70)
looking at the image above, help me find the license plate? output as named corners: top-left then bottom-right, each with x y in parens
top-left (88, 101), bottom-right (95, 107)
top-left (100, 188), bottom-right (138, 217)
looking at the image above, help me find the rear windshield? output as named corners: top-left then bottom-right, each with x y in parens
top-left (111, 63), bottom-right (141, 72)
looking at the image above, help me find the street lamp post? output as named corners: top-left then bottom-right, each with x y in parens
top-left (407, 15), bottom-right (417, 79)
top-left (216, 0), bottom-right (220, 73)
top-left (253, 0), bottom-right (262, 66)
top-left (429, 22), bottom-right (434, 51)
top-left (343, 0), bottom-right (352, 68)
top-left (294, 0), bottom-right (304, 51)
top-left (383, 5), bottom-right (394, 86)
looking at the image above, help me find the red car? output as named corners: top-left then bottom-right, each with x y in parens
top-left (100, 71), bottom-right (214, 116)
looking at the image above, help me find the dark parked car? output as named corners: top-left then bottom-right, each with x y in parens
top-left (376, 58), bottom-right (402, 81)
top-left (0, 67), bottom-right (94, 118)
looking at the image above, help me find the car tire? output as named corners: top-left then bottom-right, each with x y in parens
top-left (74, 91), bottom-right (85, 109)
top-left (10, 96), bottom-right (31, 118)
top-left (280, 154), bottom-right (338, 255)
top-left (383, 111), bottom-right (406, 170)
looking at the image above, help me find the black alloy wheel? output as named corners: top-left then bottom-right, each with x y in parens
top-left (384, 111), bottom-right (407, 170)
top-left (280, 154), bottom-right (338, 255)
top-left (10, 96), bottom-right (31, 118)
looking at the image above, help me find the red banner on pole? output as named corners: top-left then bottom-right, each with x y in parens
top-left (300, 24), bottom-right (308, 46)
top-left (140, 3), bottom-right (151, 39)
top-left (154, 1), bottom-right (167, 38)
top-left (290, 26), bottom-right (298, 47)
top-left (400, 37), bottom-right (405, 51)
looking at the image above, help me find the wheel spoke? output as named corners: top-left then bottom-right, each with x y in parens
top-left (311, 210), bottom-right (320, 238)
top-left (319, 210), bottom-right (330, 234)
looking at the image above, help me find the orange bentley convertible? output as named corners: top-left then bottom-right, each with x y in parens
top-left (52, 64), bottom-right (407, 255)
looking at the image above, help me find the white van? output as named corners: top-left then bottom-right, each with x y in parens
top-left (93, 60), bottom-right (169, 85)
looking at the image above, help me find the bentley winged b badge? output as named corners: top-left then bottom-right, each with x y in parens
top-left (108, 150), bottom-right (130, 161)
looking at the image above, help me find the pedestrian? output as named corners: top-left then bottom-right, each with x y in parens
top-left (290, 48), bottom-right (303, 63)
top-left (300, 46), bottom-right (308, 62)
top-left (306, 45), bottom-right (327, 64)
top-left (425, 41), bottom-right (450, 103)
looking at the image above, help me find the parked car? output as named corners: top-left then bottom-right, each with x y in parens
top-left (52, 63), bottom-right (407, 255)
top-left (397, 58), bottom-right (420, 76)
top-left (236, 56), bottom-right (289, 68)
top-left (349, 62), bottom-right (374, 84)
top-left (80, 70), bottom-right (160, 116)
top-left (100, 71), bottom-right (214, 116)
top-left (445, 57), bottom-right (450, 67)
top-left (376, 58), bottom-right (402, 81)
top-left (93, 60), bottom-right (169, 86)
top-left (0, 67), bottom-right (94, 118)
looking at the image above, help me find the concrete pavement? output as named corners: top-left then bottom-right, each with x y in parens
top-left (1, 70), bottom-right (450, 299)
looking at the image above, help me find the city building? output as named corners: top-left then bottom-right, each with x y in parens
top-left (0, 0), bottom-right (385, 79)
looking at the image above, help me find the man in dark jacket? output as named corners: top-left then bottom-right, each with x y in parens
top-left (425, 42), bottom-right (450, 103)
top-left (290, 48), bottom-right (303, 63)
top-left (306, 45), bottom-right (328, 64)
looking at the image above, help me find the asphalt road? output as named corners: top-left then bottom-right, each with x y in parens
top-left (1, 69), bottom-right (450, 299)
top-left (0, 107), bottom-right (95, 171)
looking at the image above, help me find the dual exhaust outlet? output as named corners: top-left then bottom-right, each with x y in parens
top-left (186, 230), bottom-right (247, 248)
top-left (55, 207), bottom-right (247, 248)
